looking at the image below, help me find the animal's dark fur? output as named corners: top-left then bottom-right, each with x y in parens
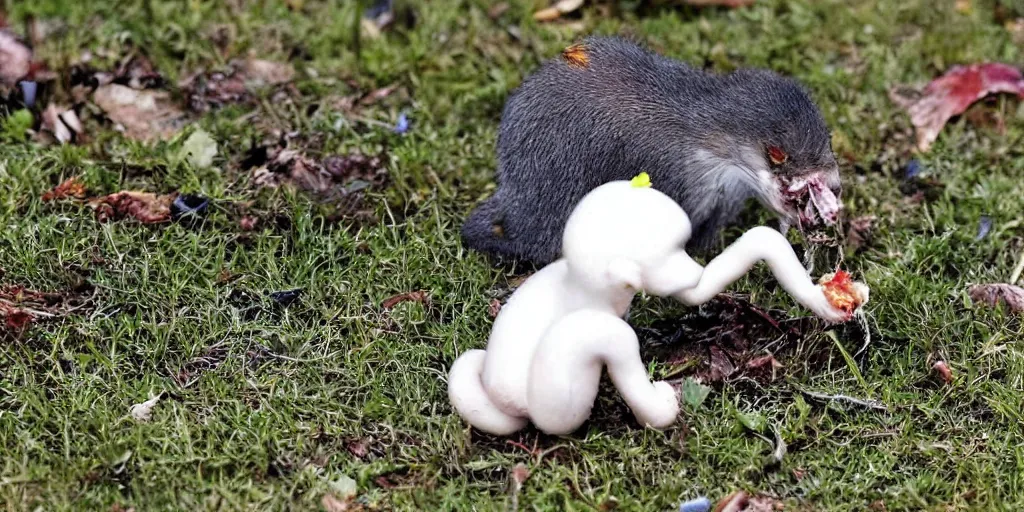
top-left (462, 36), bottom-right (838, 266)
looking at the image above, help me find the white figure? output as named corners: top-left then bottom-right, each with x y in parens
top-left (448, 175), bottom-right (867, 436)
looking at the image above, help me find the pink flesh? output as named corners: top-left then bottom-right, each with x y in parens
top-left (783, 174), bottom-right (840, 228)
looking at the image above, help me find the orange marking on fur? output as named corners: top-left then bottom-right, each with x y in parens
top-left (562, 44), bottom-right (590, 69)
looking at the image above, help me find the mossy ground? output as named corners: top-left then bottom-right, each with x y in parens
top-left (1, 0), bottom-right (1023, 510)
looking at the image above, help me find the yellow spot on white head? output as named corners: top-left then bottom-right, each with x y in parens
top-left (630, 172), bottom-right (651, 188)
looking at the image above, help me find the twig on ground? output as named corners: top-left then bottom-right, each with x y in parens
top-left (800, 389), bottom-right (888, 412)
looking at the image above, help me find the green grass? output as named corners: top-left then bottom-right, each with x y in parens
top-left (2, 0), bottom-right (1023, 510)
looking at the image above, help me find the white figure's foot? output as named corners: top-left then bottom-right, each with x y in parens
top-left (633, 381), bottom-right (679, 429)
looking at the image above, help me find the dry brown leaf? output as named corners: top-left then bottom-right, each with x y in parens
top-left (92, 84), bottom-right (188, 141)
top-left (42, 176), bottom-right (88, 201)
top-left (533, 0), bottom-right (584, 21)
top-left (846, 215), bottom-right (877, 253)
top-left (968, 283), bottom-right (1024, 313)
top-left (321, 494), bottom-right (359, 512)
top-left (1008, 18), bottom-right (1024, 44)
top-left (707, 345), bottom-right (735, 382)
top-left (488, 2), bottom-right (510, 19)
top-left (346, 438), bottom-right (371, 459)
top-left (238, 58), bottom-right (295, 87)
top-left (0, 29), bottom-right (31, 86)
top-left (1, 283), bottom-right (90, 332)
top-left (715, 491), bottom-right (748, 512)
top-left (180, 58), bottom-right (294, 112)
top-left (114, 53), bottom-right (163, 89)
top-left (382, 290), bottom-right (429, 309)
top-left (932, 360), bottom-right (953, 384)
top-left (88, 191), bottom-right (176, 224)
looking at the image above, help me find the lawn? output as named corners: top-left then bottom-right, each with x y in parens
top-left (1, 0), bottom-right (1023, 510)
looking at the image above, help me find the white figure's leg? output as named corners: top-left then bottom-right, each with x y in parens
top-left (527, 311), bottom-right (679, 435)
top-left (448, 349), bottom-right (529, 436)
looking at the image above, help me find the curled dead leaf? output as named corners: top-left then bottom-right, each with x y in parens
top-left (92, 84), bottom-right (188, 141)
top-left (968, 283), bottom-right (1024, 313)
top-left (89, 191), bottom-right (177, 224)
top-left (932, 360), bottom-right (953, 384)
top-left (42, 176), bottom-right (88, 202)
top-left (890, 63), bottom-right (1024, 152)
top-left (180, 58), bottom-right (294, 112)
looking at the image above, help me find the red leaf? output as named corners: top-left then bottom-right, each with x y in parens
top-left (891, 63), bottom-right (1024, 151)
top-left (3, 307), bottom-right (33, 330)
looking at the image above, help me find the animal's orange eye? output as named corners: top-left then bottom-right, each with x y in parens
top-left (768, 146), bottom-right (788, 166)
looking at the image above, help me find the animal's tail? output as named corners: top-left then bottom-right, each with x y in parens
top-left (460, 195), bottom-right (511, 257)
top-left (448, 349), bottom-right (528, 435)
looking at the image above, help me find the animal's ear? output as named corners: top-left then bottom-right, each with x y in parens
top-left (605, 258), bottom-right (643, 291)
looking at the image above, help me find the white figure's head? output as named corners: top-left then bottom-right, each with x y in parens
top-left (562, 175), bottom-right (704, 296)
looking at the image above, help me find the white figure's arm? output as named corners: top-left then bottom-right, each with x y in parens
top-left (672, 226), bottom-right (849, 323)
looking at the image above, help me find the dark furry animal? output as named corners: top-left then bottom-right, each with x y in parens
top-left (462, 36), bottom-right (841, 266)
